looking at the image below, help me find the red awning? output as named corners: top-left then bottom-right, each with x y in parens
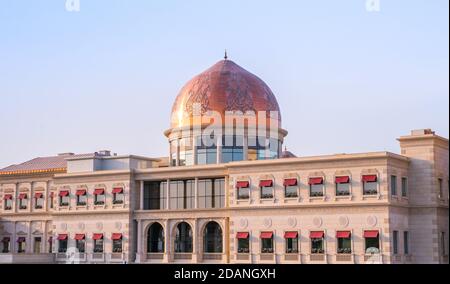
top-left (18, 193), bottom-right (27, 200)
top-left (335, 176), bottom-right (350, 184)
top-left (112, 188), bottom-right (123, 194)
top-left (17, 237), bottom-right (26, 242)
top-left (94, 188), bottom-right (105, 195)
top-left (2, 237), bottom-right (10, 242)
top-left (74, 234), bottom-right (85, 241)
top-left (259, 180), bottom-right (273, 187)
top-left (362, 175), bottom-right (378, 182)
top-left (59, 191), bottom-right (69, 197)
top-left (236, 181), bottom-right (249, 188)
top-left (283, 178), bottom-right (298, 187)
top-left (310, 231), bottom-right (324, 239)
top-left (284, 231), bottom-right (298, 239)
top-left (309, 177), bottom-right (324, 185)
top-left (3, 194), bottom-right (12, 200)
top-left (57, 234), bottom-right (68, 241)
top-left (336, 231), bottom-right (351, 238)
top-left (364, 230), bottom-right (379, 238)
top-left (34, 192), bottom-right (43, 199)
top-left (260, 232), bottom-right (273, 239)
top-left (76, 189), bottom-right (86, 196)
top-left (236, 232), bottom-right (249, 239)
top-left (92, 233), bottom-right (103, 240)
top-left (111, 233), bottom-right (122, 240)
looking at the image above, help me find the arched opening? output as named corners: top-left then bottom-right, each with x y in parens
top-left (174, 222), bottom-right (193, 253)
top-left (147, 223), bottom-right (164, 253)
top-left (203, 221), bottom-right (223, 253)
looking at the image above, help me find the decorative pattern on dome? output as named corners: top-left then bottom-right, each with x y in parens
top-left (225, 72), bottom-right (255, 113)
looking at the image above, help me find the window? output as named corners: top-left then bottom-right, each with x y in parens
top-left (59, 191), bottom-right (70, 206)
top-left (336, 231), bottom-right (352, 254)
top-left (196, 135), bottom-right (217, 165)
top-left (147, 223), bottom-right (165, 253)
top-left (392, 231), bottom-right (398, 254)
top-left (112, 234), bottom-right (123, 253)
top-left (175, 222), bottom-right (193, 253)
top-left (391, 175), bottom-right (397, 196)
top-left (169, 180), bottom-right (194, 210)
top-left (310, 231), bottom-right (325, 254)
top-left (49, 192), bottom-right (54, 209)
top-left (75, 234), bottom-right (85, 253)
top-left (76, 189), bottom-right (87, 206)
top-left (309, 177), bottom-right (324, 197)
top-left (260, 232), bottom-right (274, 253)
top-left (441, 232), bottom-right (446, 256)
top-left (33, 237), bottom-right (41, 254)
top-left (362, 175), bottom-right (378, 195)
top-left (58, 234), bottom-right (68, 253)
top-left (2, 237), bottom-right (10, 253)
top-left (198, 179), bottom-right (225, 209)
top-left (48, 237), bottom-right (53, 253)
top-left (17, 237), bottom-right (26, 253)
top-left (236, 181), bottom-right (250, 200)
top-left (401, 177), bottom-right (408, 197)
top-left (260, 180), bottom-right (274, 199)
top-left (284, 178), bottom-right (298, 198)
top-left (34, 193), bottom-right (44, 209)
top-left (18, 193), bottom-right (27, 210)
top-left (3, 194), bottom-right (12, 210)
top-left (403, 231), bottom-right (409, 255)
top-left (170, 140), bottom-right (178, 166)
top-left (364, 231), bottom-right (380, 254)
top-left (335, 176), bottom-right (350, 196)
top-left (179, 138), bottom-right (194, 166)
top-left (93, 234), bottom-right (104, 253)
top-left (144, 181), bottom-right (167, 210)
top-left (221, 136), bottom-right (244, 163)
top-left (236, 232), bottom-right (250, 254)
top-left (203, 222), bottom-right (223, 253)
top-left (438, 178), bottom-right (443, 199)
top-left (94, 189), bottom-right (105, 205)
top-left (112, 188), bottom-right (125, 204)
top-left (285, 232), bottom-right (299, 254)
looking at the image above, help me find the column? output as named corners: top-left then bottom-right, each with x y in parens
top-left (164, 220), bottom-right (170, 263)
top-left (140, 181), bottom-right (144, 210)
top-left (166, 180), bottom-right (170, 210)
top-left (27, 221), bottom-right (32, 253)
top-left (192, 136), bottom-right (198, 166)
top-left (192, 219), bottom-right (199, 263)
top-left (136, 220), bottom-right (143, 263)
top-left (216, 136), bottom-right (222, 164)
top-left (12, 221), bottom-right (17, 253)
top-left (194, 178), bottom-right (199, 209)
top-left (14, 183), bottom-right (19, 213)
top-left (243, 135), bottom-right (248, 161)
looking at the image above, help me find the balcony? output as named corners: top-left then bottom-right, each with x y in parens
top-left (335, 254), bottom-right (354, 263)
top-left (309, 254), bottom-right (327, 263)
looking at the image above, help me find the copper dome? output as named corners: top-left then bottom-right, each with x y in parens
top-left (170, 59), bottom-right (281, 129)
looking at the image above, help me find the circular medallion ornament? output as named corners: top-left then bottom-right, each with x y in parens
top-left (115, 222), bottom-right (122, 230)
top-left (78, 223), bottom-right (85, 230)
top-left (60, 223), bottom-right (67, 231)
top-left (239, 219), bottom-right (248, 229)
top-left (338, 216), bottom-right (349, 228)
top-left (263, 218), bottom-right (272, 229)
top-left (96, 222), bottom-right (103, 230)
top-left (367, 216), bottom-right (377, 227)
top-left (313, 217), bottom-right (323, 228)
top-left (287, 217), bottom-right (297, 228)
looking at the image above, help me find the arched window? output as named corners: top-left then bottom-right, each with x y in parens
top-left (203, 221), bottom-right (223, 253)
top-left (147, 223), bottom-right (164, 253)
top-left (174, 222), bottom-right (193, 253)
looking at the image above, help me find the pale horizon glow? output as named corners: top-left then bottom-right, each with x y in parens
top-left (0, 0), bottom-right (448, 168)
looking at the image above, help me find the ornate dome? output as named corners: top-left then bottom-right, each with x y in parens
top-left (170, 59), bottom-right (281, 129)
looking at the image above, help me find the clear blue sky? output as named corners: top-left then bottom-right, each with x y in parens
top-left (0, 0), bottom-right (448, 168)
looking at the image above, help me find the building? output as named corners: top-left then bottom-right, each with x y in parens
top-left (0, 58), bottom-right (448, 264)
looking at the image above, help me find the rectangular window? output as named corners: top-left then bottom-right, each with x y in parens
top-left (260, 180), bottom-right (274, 199)
top-left (310, 237), bottom-right (324, 254)
top-left (391, 175), bottom-right (397, 196)
top-left (49, 193), bottom-right (54, 209)
top-left (17, 238), bottom-right (26, 253)
top-left (198, 178), bottom-right (225, 209)
top-left (113, 239), bottom-right (123, 253)
top-left (93, 236), bottom-right (104, 253)
top-left (2, 237), bottom-right (10, 253)
top-left (438, 178), bottom-right (443, 199)
top-left (236, 182), bottom-right (250, 200)
top-left (18, 194), bottom-right (27, 210)
top-left (94, 189), bottom-right (105, 205)
top-left (76, 190), bottom-right (87, 206)
top-left (364, 231), bottom-right (380, 254)
top-left (48, 237), bottom-right (53, 253)
top-left (59, 191), bottom-right (70, 207)
top-left (309, 177), bottom-right (324, 197)
top-left (403, 231), bottom-right (409, 255)
top-left (260, 232), bottom-right (274, 254)
top-left (75, 234), bottom-right (86, 253)
top-left (112, 188), bottom-right (125, 204)
top-left (34, 193), bottom-right (44, 209)
top-left (362, 175), bottom-right (378, 195)
top-left (393, 230), bottom-right (398, 254)
top-left (57, 234), bottom-right (68, 253)
top-left (401, 177), bottom-right (408, 197)
top-left (145, 181), bottom-right (166, 210)
top-left (236, 232), bottom-right (250, 254)
top-left (442, 232), bottom-right (446, 256)
top-left (285, 232), bottom-right (299, 254)
top-left (336, 231), bottom-right (352, 254)
top-left (169, 180), bottom-right (194, 210)
top-left (284, 178), bottom-right (298, 198)
top-left (4, 195), bottom-right (13, 210)
top-left (33, 237), bottom-right (41, 254)
top-left (335, 176), bottom-right (350, 196)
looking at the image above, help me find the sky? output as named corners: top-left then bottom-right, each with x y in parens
top-left (0, 0), bottom-right (448, 168)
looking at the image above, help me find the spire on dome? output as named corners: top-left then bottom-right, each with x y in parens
top-left (224, 49), bottom-right (228, 60)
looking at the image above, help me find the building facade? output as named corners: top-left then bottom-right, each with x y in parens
top-left (0, 59), bottom-right (448, 264)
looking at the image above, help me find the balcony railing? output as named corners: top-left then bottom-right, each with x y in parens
top-left (147, 253), bottom-right (164, 260)
top-left (336, 254), bottom-right (353, 263)
top-left (309, 254), bottom-right (326, 262)
top-left (174, 253), bottom-right (192, 260)
top-left (259, 254), bottom-right (275, 262)
top-left (284, 254), bottom-right (300, 262)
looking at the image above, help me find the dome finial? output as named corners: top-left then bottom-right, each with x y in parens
top-left (224, 49), bottom-right (228, 60)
